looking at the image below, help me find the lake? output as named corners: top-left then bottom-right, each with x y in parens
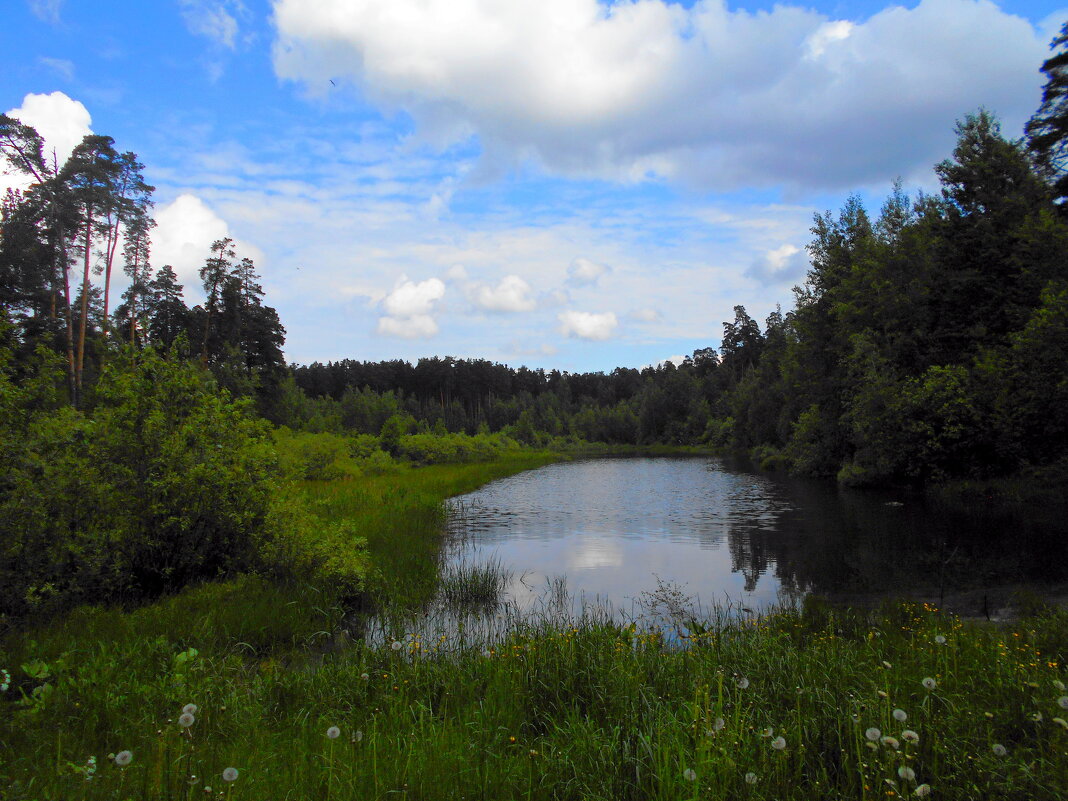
top-left (443, 456), bottom-right (1068, 618)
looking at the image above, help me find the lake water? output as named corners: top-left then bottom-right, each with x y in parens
top-left (444, 456), bottom-right (1068, 617)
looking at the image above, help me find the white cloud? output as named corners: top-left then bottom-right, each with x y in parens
top-left (567, 256), bottom-right (610, 286)
top-left (3, 92), bottom-right (92, 176)
top-left (382, 275), bottom-right (446, 317)
top-left (445, 264), bottom-right (468, 282)
top-left (272, 0), bottom-right (1049, 190)
top-left (558, 310), bottom-right (619, 341)
top-left (151, 193), bottom-right (263, 299)
top-left (629, 307), bottom-right (662, 323)
top-left (28, 0), bottom-right (63, 24)
top-left (745, 243), bottom-right (808, 285)
top-left (179, 0), bottom-right (243, 49)
top-left (468, 274), bottom-right (537, 312)
top-left (377, 314), bottom-right (439, 338)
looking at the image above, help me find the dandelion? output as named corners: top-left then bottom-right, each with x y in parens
top-left (922, 677), bottom-right (937, 690)
top-left (934, 635), bottom-right (946, 645)
top-left (326, 726), bottom-right (340, 740)
top-left (881, 735), bottom-right (900, 749)
top-left (897, 766), bottom-right (916, 782)
top-left (360, 672), bottom-right (369, 681)
top-left (893, 708), bottom-right (907, 722)
top-left (182, 704), bottom-right (198, 715)
top-left (683, 768), bottom-right (697, 782)
top-left (713, 717), bottom-right (725, 731)
top-left (178, 712), bottom-right (195, 728)
top-left (204, 787), bottom-right (211, 794)
top-left (771, 736), bottom-right (786, 751)
top-left (222, 767), bottom-right (239, 782)
top-left (1058, 696), bottom-right (1068, 710)
top-left (865, 727), bottom-right (882, 741)
top-left (114, 750), bottom-right (133, 767)
top-left (902, 730), bottom-right (919, 744)
top-left (992, 743), bottom-right (1007, 757)
top-left (745, 772), bottom-right (758, 784)
top-left (914, 784), bottom-right (931, 797)
top-left (1054, 680), bottom-right (1066, 692)
top-left (761, 727), bottom-right (774, 737)
top-left (390, 641), bottom-right (402, 651)
top-left (737, 677), bottom-right (750, 689)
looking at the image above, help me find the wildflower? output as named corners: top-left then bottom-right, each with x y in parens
top-left (881, 735), bottom-right (900, 749)
top-left (760, 727), bottom-right (774, 737)
top-left (204, 787), bottom-right (211, 794)
top-left (901, 730), bottom-right (919, 744)
top-left (893, 708), bottom-right (907, 722)
top-left (914, 784), bottom-right (931, 797)
top-left (222, 767), bottom-right (239, 782)
top-left (1058, 696), bottom-right (1068, 710)
top-left (865, 727), bottom-right (882, 741)
top-left (114, 750), bottom-right (133, 767)
top-left (934, 635), bottom-right (946, 645)
top-left (0, 668), bottom-right (10, 692)
top-left (182, 704), bottom-right (198, 715)
top-left (178, 712), bottom-right (195, 728)
top-left (352, 729), bottom-right (364, 742)
top-left (771, 736), bottom-right (786, 750)
top-left (683, 768), bottom-right (697, 782)
top-left (360, 672), bottom-right (369, 681)
top-left (1032, 712), bottom-right (1043, 722)
top-left (326, 726), bottom-right (340, 740)
top-left (992, 743), bottom-right (1007, 757)
top-left (390, 641), bottom-right (402, 651)
top-left (737, 677), bottom-right (750, 689)
top-left (713, 717), bottom-right (725, 731)
top-left (897, 766), bottom-right (916, 782)
top-left (745, 772), bottom-right (758, 784)
top-left (922, 677), bottom-right (937, 690)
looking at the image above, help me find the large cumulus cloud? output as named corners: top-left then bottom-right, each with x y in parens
top-left (271, 0), bottom-right (1049, 190)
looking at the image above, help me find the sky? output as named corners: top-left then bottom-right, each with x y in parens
top-left (2, 0), bottom-right (1066, 372)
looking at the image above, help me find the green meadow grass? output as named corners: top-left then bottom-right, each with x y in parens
top-left (2, 455), bottom-right (1067, 800)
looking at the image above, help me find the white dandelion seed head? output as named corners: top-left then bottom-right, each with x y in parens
top-left (178, 712), bottom-right (195, 728)
top-left (1054, 680), bottom-right (1066, 692)
top-left (222, 767), bottom-right (239, 782)
top-left (683, 768), bottom-right (697, 782)
top-left (737, 677), bottom-right (750, 689)
top-left (713, 717), bottom-right (725, 731)
top-left (865, 727), bottom-right (882, 741)
top-left (902, 729), bottom-right (920, 743)
top-left (390, 640), bottom-right (402, 651)
top-left (204, 787), bottom-right (211, 794)
top-left (360, 672), bottom-right (369, 681)
top-left (914, 784), bottom-right (932, 797)
top-left (881, 735), bottom-right (900, 749)
top-left (893, 708), bottom-right (907, 722)
top-left (922, 677), bottom-right (937, 690)
top-left (114, 750), bottom-right (132, 767)
top-left (761, 727), bottom-right (774, 737)
top-left (182, 704), bottom-right (198, 715)
top-left (326, 726), bottom-right (340, 740)
top-left (897, 766), bottom-right (916, 782)
top-left (992, 743), bottom-right (1007, 756)
top-left (771, 736), bottom-right (786, 750)
top-left (354, 729), bottom-right (364, 742)
top-left (744, 771), bottom-right (758, 784)
top-left (1058, 695), bottom-right (1068, 710)
top-left (934, 635), bottom-right (946, 644)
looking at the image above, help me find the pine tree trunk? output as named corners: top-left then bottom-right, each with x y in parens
top-left (76, 213), bottom-right (92, 396)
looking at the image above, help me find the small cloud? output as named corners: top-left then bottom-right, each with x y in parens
top-left (377, 314), bottom-right (438, 338)
top-left (38, 57), bottom-right (74, 81)
top-left (642, 354), bottom-right (687, 370)
top-left (558, 310), bottom-right (619, 341)
top-left (468, 274), bottom-right (536, 313)
top-left (567, 257), bottom-right (610, 286)
top-left (628, 307), bottom-right (661, 323)
top-left (28, 0), bottom-right (62, 24)
top-left (382, 275), bottom-right (445, 317)
top-left (745, 244), bottom-right (808, 285)
top-left (805, 20), bottom-right (854, 59)
top-left (179, 0), bottom-right (243, 49)
top-left (445, 264), bottom-right (468, 282)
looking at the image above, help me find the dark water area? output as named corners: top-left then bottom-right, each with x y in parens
top-left (444, 456), bottom-right (1068, 615)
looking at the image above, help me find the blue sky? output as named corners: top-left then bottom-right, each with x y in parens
top-left (2, 0), bottom-right (1066, 371)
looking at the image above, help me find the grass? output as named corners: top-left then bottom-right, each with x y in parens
top-left (2, 454), bottom-right (1067, 800)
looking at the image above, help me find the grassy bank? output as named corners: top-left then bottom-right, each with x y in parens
top-left (2, 586), bottom-right (1066, 800)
